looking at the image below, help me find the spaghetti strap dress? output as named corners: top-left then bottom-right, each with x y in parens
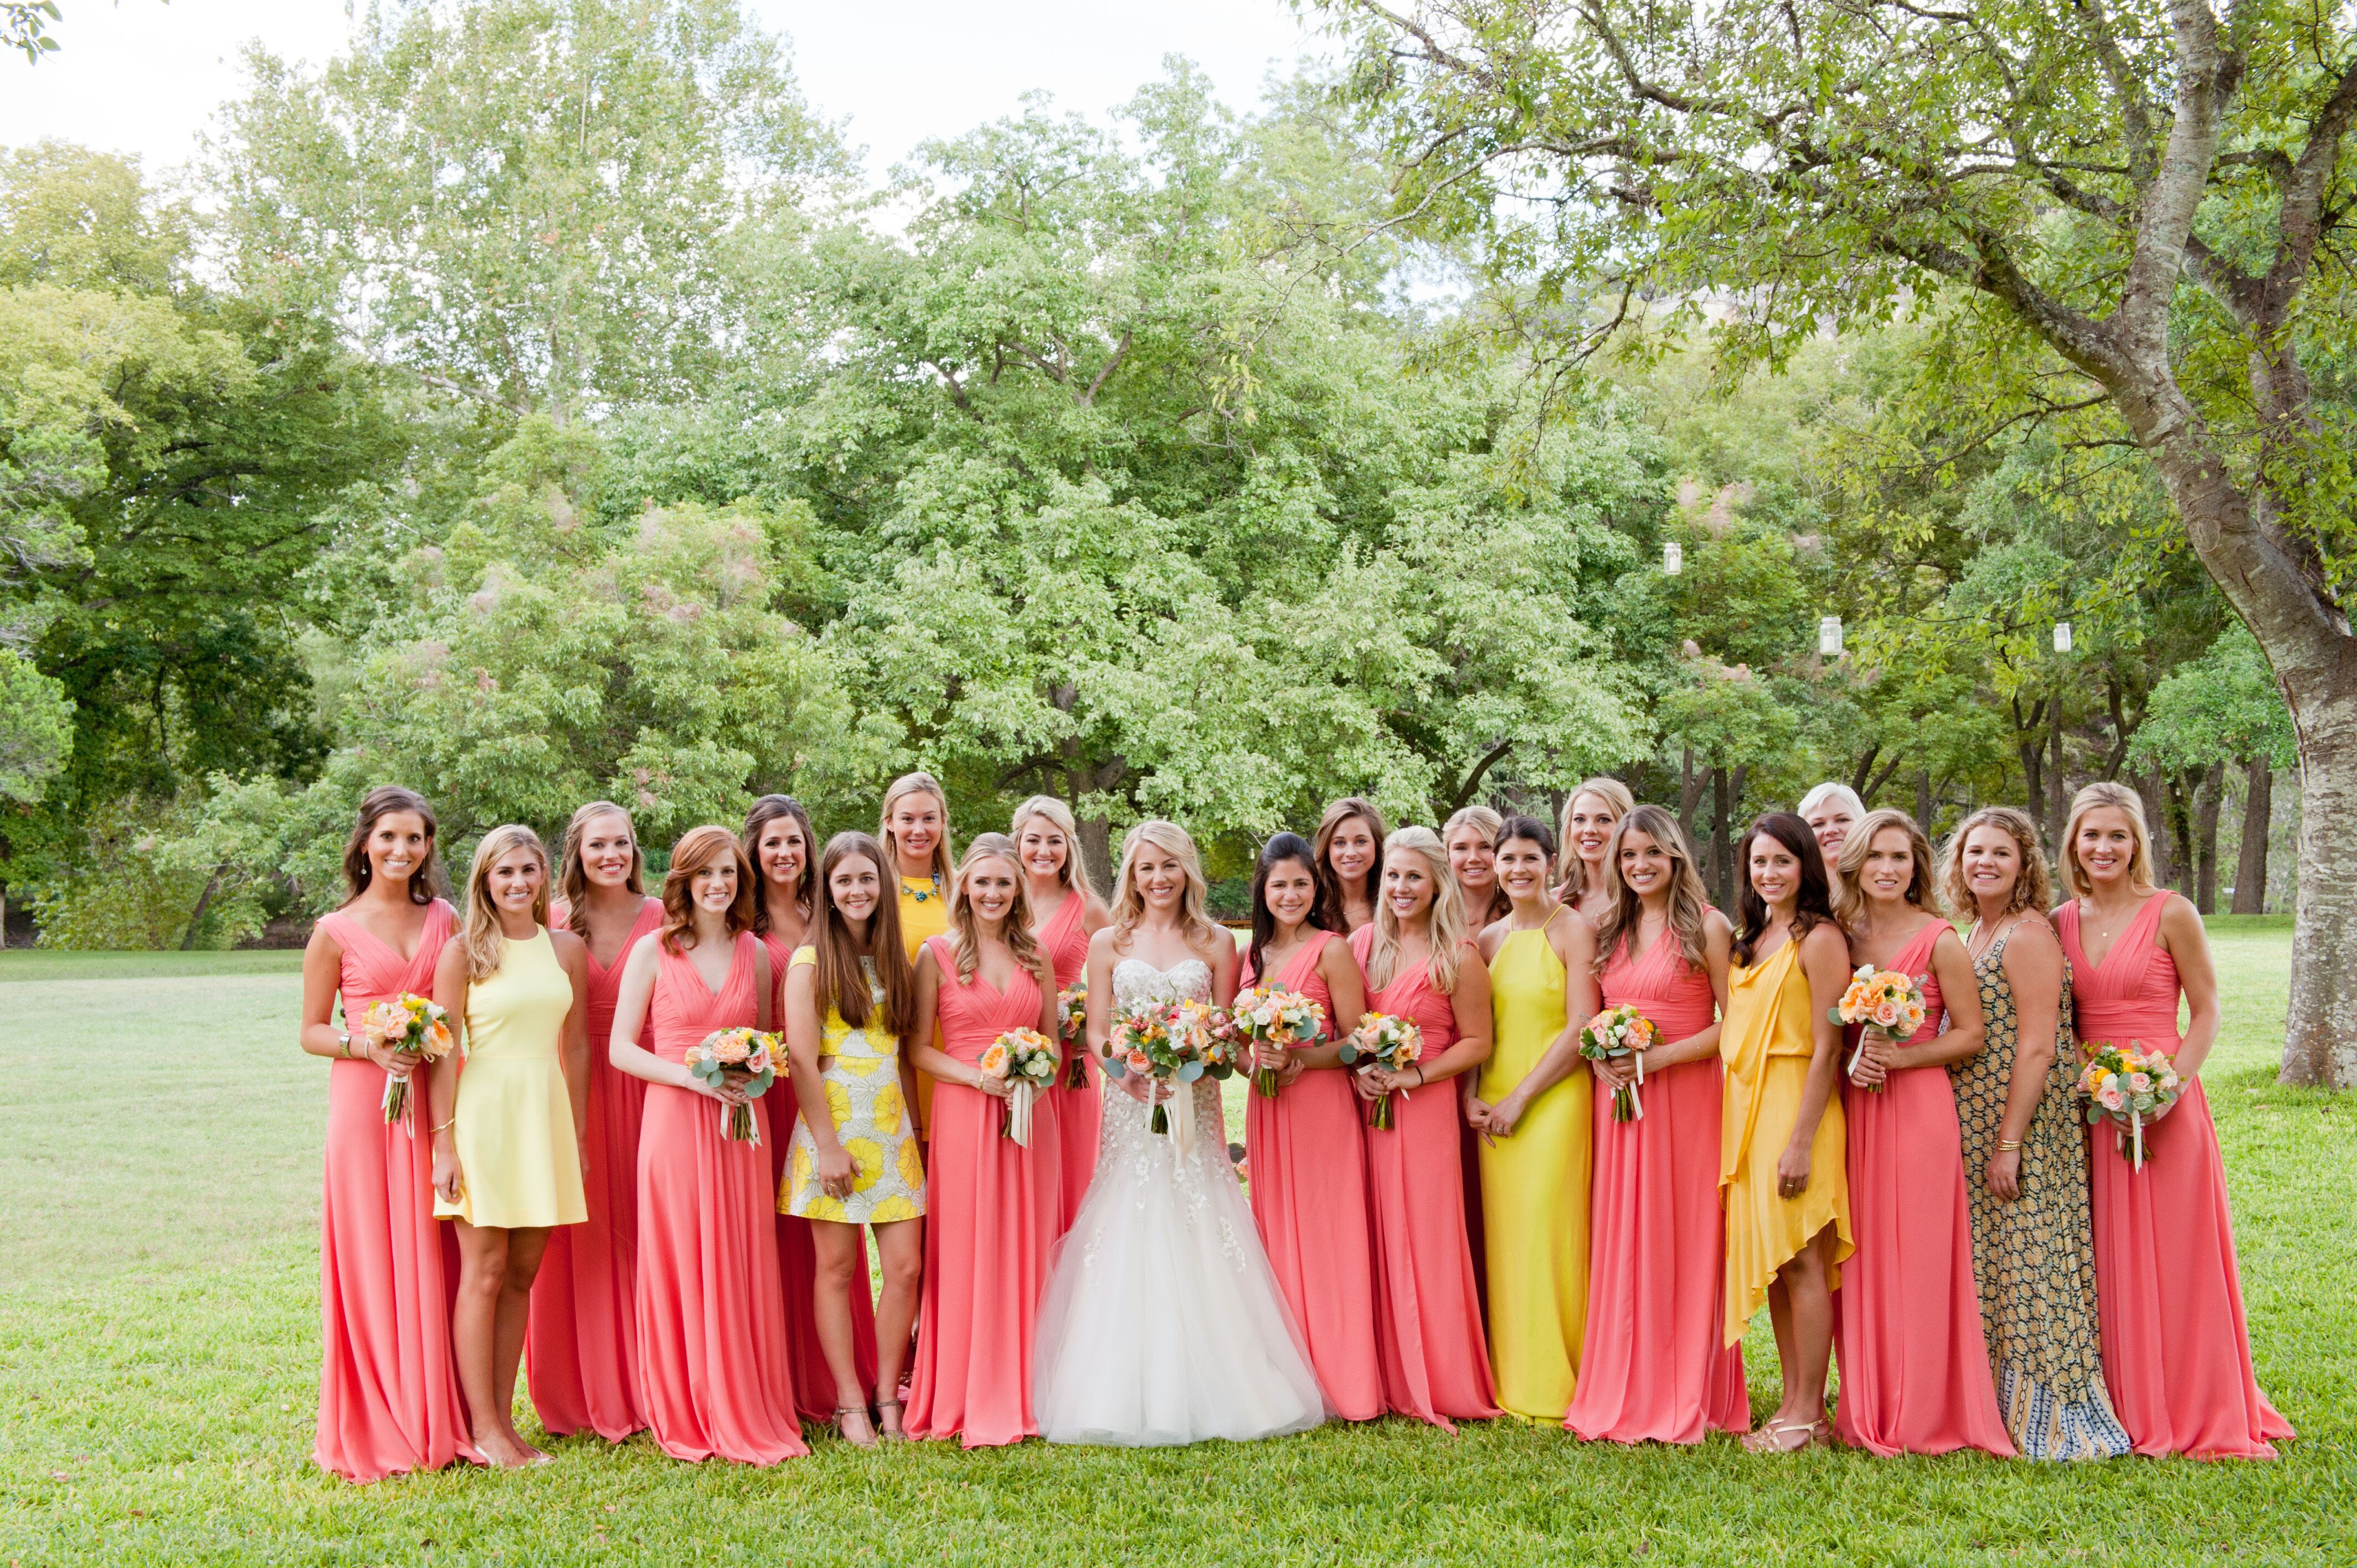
top-left (432, 929), bottom-right (586, 1230)
top-left (1037, 889), bottom-right (1101, 1235)
top-left (311, 899), bottom-right (472, 1482)
top-left (1567, 926), bottom-right (1748, 1443)
top-left (2057, 895), bottom-right (2292, 1459)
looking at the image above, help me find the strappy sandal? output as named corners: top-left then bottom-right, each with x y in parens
top-left (836, 1403), bottom-right (878, 1451)
top-left (1742, 1416), bottom-right (1818, 1454)
top-left (872, 1392), bottom-right (907, 1442)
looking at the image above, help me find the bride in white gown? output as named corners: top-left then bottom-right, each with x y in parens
top-left (1032, 820), bottom-right (1329, 1446)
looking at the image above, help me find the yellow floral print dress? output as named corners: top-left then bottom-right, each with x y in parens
top-left (781, 948), bottom-right (926, 1225)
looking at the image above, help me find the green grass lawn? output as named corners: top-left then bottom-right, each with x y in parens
top-left (0, 919), bottom-right (2344, 1564)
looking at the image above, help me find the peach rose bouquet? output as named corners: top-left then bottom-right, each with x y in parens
top-left (1831, 965), bottom-right (1929, 1091)
top-left (2077, 1039), bottom-right (2183, 1170)
top-left (981, 1026), bottom-right (1059, 1145)
top-left (359, 992), bottom-right (455, 1131)
top-left (1339, 1012), bottom-right (1424, 1131)
top-left (685, 1028), bottom-right (780, 1144)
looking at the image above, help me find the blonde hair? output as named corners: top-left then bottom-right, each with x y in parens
top-left (1939, 806), bottom-right (2054, 919)
top-left (946, 833), bottom-right (1044, 982)
top-left (1366, 825), bottom-right (1469, 994)
top-left (1798, 781), bottom-right (1867, 822)
top-left (461, 824), bottom-right (553, 981)
top-left (1832, 808), bottom-right (1943, 929)
top-left (1443, 803), bottom-right (1507, 927)
top-left (558, 801), bottom-right (641, 938)
top-left (1591, 805), bottom-right (1712, 977)
top-left (2060, 781), bottom-right (2159, 899)
top-left (1109, 819), bottom-right (1224, 957)
top-left (1010, 795), bottom-right (1094, 893)
top-left (879, 771), bottom-right (955, 886)
top-left (1556, 777), bottom-right (1636, 895)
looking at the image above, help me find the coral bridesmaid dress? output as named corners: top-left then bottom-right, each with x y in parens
top-left (758, 930), bottom-right (880, 1425)
top-left (526, 894), bottom-right (659, 1441)
top-left (2058, 895), bottom-right (2293, 1459)
top-left (634, 932), bottom-right (806, 1463)
top-left (1476, 911), bottom-right (1591, 1420)
top-left (1241, 932), bottom-right (1383, 1421)
top-left (313, 898), bottom-right (472, 1482)
top-left (900, 875), bottom-right (951, 1139)
top-left (1350, 926), bottom-right (1500, 1430)
top-left (1567, 928), bottom-right (1748, 1443)
top-left (1832, 922), bottom-right (2014, 1456)
top-left (1038, 889), bottom-right (1101, 1236)
top-left (906, 934), bottom-right (1062, 1445)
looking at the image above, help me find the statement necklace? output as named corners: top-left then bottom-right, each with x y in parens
top-left (902, 874), bottom-right (942, 904)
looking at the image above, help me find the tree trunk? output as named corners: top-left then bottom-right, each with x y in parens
top-left (2194, 760), bottom-right (2224, 915)
top-left (2233, 756), bottom-right (2272, 915)
top-left (2048, 723), bottom-right (2070, 857)
top-left (179, 870), bottom-right (223, 952)
top-left (1078, 814), bottom-right (1114, 899)
top-left (2134, 771), bottom-right (2173, 889)
top-left (1710, 765), bottom-right (1733, 911)
top-left (2166, 771), bottom-right (2200, 896)
top-left (1914, 768), bottom-right (1932, 833)
top-left (1679, 747), bottom-right (1705, 854)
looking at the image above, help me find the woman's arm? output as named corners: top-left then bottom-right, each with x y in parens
top-left (605, 938), bottom-right (701, 1093)
top-left (1209, 929), bottom-right (1240, 1008)
top-left (1490, 914), bottom-right (1601, 1134)
top-left (2157, 894), bottom-right (2222, 1079)
top-left (905, 945), bottom-right (1005, 1095)
top-left (550, 931), bottom-right (593, 1175)
top-left (299, 925), bottom-right (352, 1060)
top-left (1382, 947), bottom-right (1493, 1093)
top-left (1292, 940), bottom-right (1366, 1071)
top-left (1883, 927), bottom-right (1987, 1071)
top-left (1638, 912), bottom-right (1732, 1074)
top-left (1986, 917), bottom-right (2063, 1200)
top-left (1780, 923), bottom-right (1853, 1198)
top-left (783, 961), bottom-right (855, 1195)
top-left (427, 941), bottom-right (470, 1204)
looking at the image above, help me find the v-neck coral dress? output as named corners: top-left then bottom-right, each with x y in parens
top-left (1036, 889), bottom-right (1102, 1236)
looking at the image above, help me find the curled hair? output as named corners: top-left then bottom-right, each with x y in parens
top-left (1833, 808), bottom-right (1943, 929)
top-left (1556, 777), bottom-right (1636, 898)
top-left (1591, 805), bottom-right (1712, 976)
top-left (810, 831), bottom-right (916, 1039)
top-left (742, 795), bottom-right (817, 937)
top-left (341, 785), bottom-right (444, 906)
top-left (1010, 795), bottom-right (1094, 894)
top-left (460, 824), bottom-right (552, 981)
top-left (2060, 781), bottom-right (2159, 899)
top-left (946, 833), bottom-right (1043, 982)
top-left (878, 771), bottom-right (955, 888)
top-left (1731, 812), bottom-right (1835, 967)
top-left (1939, 806), bottom-right (2054, 920)
top-left (658, 826), bottom-right (755, 955)
top-left (1366, 825), bottom-right (1470, 994)
top-left (1247, 831), bottom-right (1327, 985)
top-left (1797, 781), bottom-right (1867, 822)
top-left (1443, 804), bottom-right (1509, 929)
top-left (1311, 796), bottom-right (1389, 932)
top-left (1109, 820), bottom-right (1225, 957)
top-left (558, 801), bottom-right (642, 937)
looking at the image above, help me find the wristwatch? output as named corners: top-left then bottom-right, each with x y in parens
top-left (337, 1030), bottom-right (354, 1058)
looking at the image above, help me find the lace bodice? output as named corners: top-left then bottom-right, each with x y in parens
top-left (1111, 957), bottom-right (1213, 1013)
top-left (1087, 956), bottom-right (1247, 1266)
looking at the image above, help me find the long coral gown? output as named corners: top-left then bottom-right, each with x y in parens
top-left (527, 894), bottom-right (659, 1441)
top-left (1351, 926), bottom-right (1500, 1430)
top-left (1832, 921), bottom-right (2014, 1455)
top-left (906, 934), bottom-right (1062, 1446)
top-left (312, 898), bottom-right (473, 1482)
top-left (1720, 937), bottom-right (1852, 1346)
top-left (1241, 931), bottom-right (1383, 1421)
top-left (1476, 912), bottom-right (1591, 1420)
top-left (758, 930), bottom-right (880, 1423)
top-left (900, 875), bottom-right (951, 1138)
top-left (1567, 927), bottom-right (1748, 1443)
top-left (1037, 889), bottom-right (1100, 1236)
top-left (634, 932), bottom-right (806, 1462)
top-left (2058, 895), bottom-right (2293, 1459)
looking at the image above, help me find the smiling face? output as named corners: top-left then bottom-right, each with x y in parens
top-left (689, 853), bottom-right (739, 915)
top-left (486, 844), bottom-right (545, 915)
top-left (1495, 835), bottom-right (1551, 906)
top-left (1618, 828), bottom-right (1672, 905)
top-left (1960, 824), bottom-right (2023, 909)
top-left (1327, 814), bottom-right (1378, 888)
top-left (578, 811), bottom-right (637, 890)
top-left (1565, 791), bottom-right (1621, 866)
top-left (1381, 846), bottom-right (1436, 926)
top-left (829, 852), bottom-right (882, 924)
top-left (1805, 800), bottom-right (1857, 862)
top-left (755, 813), bottom-right (809, 890)
top-left (1261, 856), bottom-right (1318, 933)
top-left (963, 853), bottom-right (1021, 929)
top-left (2073, 806), bottom-right (2140, 891)
top-left (368, 811), bottom-right (431, 893)
top-left (1748, 832), bottom-right (1803, 913)
top-left (887, 793), bottom-right (943, 875)
top-left (1446, 824), bottom-right (1497, 896)
top-left (1857, 825), bottom-right (1916, 909)
top-left (1017, 817), bottom-right (1071, 886)
top-left (1129, 843), bottom-right (1187, 914)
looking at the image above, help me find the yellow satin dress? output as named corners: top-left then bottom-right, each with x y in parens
top-left (1719, 937), bottom-right (1852, 1345)
top-left (899, 874), bottom-right (950, 1136)
top-left (434, 929), bottom-right (586, 1229)
top-left (1476, 910), bottom-right (1592, 1420)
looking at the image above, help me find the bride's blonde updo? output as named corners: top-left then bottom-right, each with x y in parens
top-left (1109, 819), bottom-right (1224, 957)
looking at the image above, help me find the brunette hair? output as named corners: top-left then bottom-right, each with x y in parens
top-left (1832, 808), bottom-right (1943, 929)
top-left (2060, 781), bottom-right (2159, 899)
top-left (1731, 812), bottom-right (1835, 967)
top-left (658, 826), bottom-right (755, 955)
top-left (460, 824), bottom-right (552, 981)
top-left (810, 831), bottom-right (916, 1039)
top-left (742, 795), bottom-right (817, 937)
top-left (1365, 826), bottom-right (1470, 994)
top-left (1496, 813), bottom-right (1562, 920)
top-left (1556, 776), bottom-right (1636, 899)
top-left (340, 785), bottom-right (445, 906)
top-left (878, 771), bottom-right (955, 887)
top-left (1938, 806), bottom-right (2054, 919)
top-left (1246, 831), bottom-right (1327, 986)
top-left (1311, 796), bottom-right (1389, 932)
top-left (1010, 794), bottom-right (1094, 894)
top-left (945, 832), bottom-right (1043, 982)
top-left (1591, 804), bottom-right (1711, 976)
top-left (558, 800), bottom-right (642, 937)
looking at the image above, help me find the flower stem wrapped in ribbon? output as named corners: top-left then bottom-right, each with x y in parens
top-left (359, 992), bottom-right (455, 1132)
top-left (1055, 981), bottom-right (1090, 1089)
top-left (683, 1027), bottom-right (780, 1144)
top-left (2077, 1039), bottom-right (2183, 1170)
top-left (1339, 1012), bottom-right (1423, 1131)
top-left (1222, 984), bottom-right (1327, 1098)
top-left (1579, 1004), bottom-right (1660, 1122)
top-left (1831, 965), bottom-right (1929, 1092)
top-left (981, 1026), bottom-right (1059, 1145)
top-left (1105, 997), bottom-right (1234, 1155)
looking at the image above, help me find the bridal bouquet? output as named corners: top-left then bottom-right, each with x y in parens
top-left (1222, 983), bottom-right (1327, 1098)
top-left (1579, 1004), bottom-right (1660, 1123)
top-left (1832, 966), bottom-right (1928, 1091)
top-left (1107, 998), bottom-right (1236, 1140)
top-left (2077, 1040), bottom-right (2183, 1170)
top-left (980, 1026), bottom-right (1059, 1146)
top-left (684, 1028), bottom-right (780, 1144)
top-left (1056, 980), bottom-right (1091, 1089)
top-left (358, 992), bottom-right (455, 1131)
top-left (1339, 1012), bottom-right (1423, 1131)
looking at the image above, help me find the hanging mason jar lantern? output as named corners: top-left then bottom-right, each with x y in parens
top-left (2053, 621), bottom-right (2073, 653)
top-left (1663, 541), bottom-right (1683, 575)
top-left (1819, 615), bottom-right (1844, 657)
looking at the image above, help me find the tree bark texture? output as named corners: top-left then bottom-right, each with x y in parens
top-left (2234, 756), bottom-right (2272, 915)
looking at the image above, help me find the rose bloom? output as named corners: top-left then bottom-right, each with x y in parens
top-left (1124, 1048), bottom-right (1152, 1073)
top-left (2128, 1071), bottom-right (2152, 1094)
top-left (2098, 1083), bottom-right (2127, 1111)
top-left (979, 1043), bottom-right (1010, 1076)
top-left (716, 1033), bottom-right (750, 1064)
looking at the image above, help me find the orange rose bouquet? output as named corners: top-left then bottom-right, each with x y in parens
top-left (1339, 1012), bottom-right (1424, 1130)
top-left (684, 1028), bottom-right (780, 1144)
top-left (1831, 966), bottom-right (1929, 1091)
top-left (358, 992), bottom-right (455, 1131)
top-left (981, 1026), bottom-right (1059, 1145)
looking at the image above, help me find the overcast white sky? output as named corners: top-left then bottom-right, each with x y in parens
top-left (0, 0), bottom-right (1325, 178)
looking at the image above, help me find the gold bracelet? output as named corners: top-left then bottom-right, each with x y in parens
top-left (1996, 1138), bottom-right (2024, 1152)
top-left (431, 1116), bottom-right (456, 1133)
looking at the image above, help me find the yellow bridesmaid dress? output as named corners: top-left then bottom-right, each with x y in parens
top-left (1476, 909), bottom-right (1592, 1420)
top-left (900, 873), bottom-right (951, 1136)
top-left (1718, 937), bottom-right (1852, 1345)
top-left (434, 929), bottom-right (586, 1229)
top-left (783, 948), bottom-right (927, 1225)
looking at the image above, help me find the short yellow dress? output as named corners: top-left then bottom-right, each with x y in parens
top-left (900, 874), bottom-right (950, 1137)
top-left (1719, 936), bottom-right (1852, 1346)
top-left (782, 948), bottom-right (926, 1225)
top-left (434, 929), bottom-right (586, 1230)
top-left (1477, 911), bottom-right (1592, 1420)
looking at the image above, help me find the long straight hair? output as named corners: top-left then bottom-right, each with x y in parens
top-left (1311, 796), bottom-right (1389, 932)
top-left (1591, 804), bottom-right (1711, 976)
top-left (558, 800), bottom-right (642, 937)
top-left (1556, 776), bottom-right (1636, 899)
top-left (658, 826), bottom-right (755, 955)
top-left (1366, 825), bottom-right (1469, 994)
top-left (946, 833), bottom-right (1043, 982)
top-left (460, 824), bottom-right (552, 981)
top-left (1010, 794), bottom-right (1094, 894)
top-left (2059, 781), bottom-right (2159, 899)
top-left (878, 771), bottom-right (955, 887)
top-left (1247, 831), bottom-right (1329, 986)
top-left (1109, 819), bottom-right (1225, 957)
top-left (811, 831), bottom-right (916, 1039)
top-left (340, 785), bottom-right (445, 906)
top-left (742, 794), bottom-right (817, 937)
top-left (1832, 807), bottom-right (1942, 929)
top-left (1731, 812), bottom-right (1835, 967)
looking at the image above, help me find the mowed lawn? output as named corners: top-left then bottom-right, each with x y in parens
top-left (0, 920), bottom-right (2345, 1565)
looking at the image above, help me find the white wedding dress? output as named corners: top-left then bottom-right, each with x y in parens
top-left (1032, 958), bottom-right (1331, 1446)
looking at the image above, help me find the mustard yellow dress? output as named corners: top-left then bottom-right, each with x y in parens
top-left (900, 873), bottom-right (951, 1136)
top-left (1476, 911), bottom-right (1593, 1420)
top-left (434, 929), bottom-right (586, 1229)
top-left (782, 948), bottom-right (926, 1225)
top-left (1719, 937), bottom-right (1852, 1345)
